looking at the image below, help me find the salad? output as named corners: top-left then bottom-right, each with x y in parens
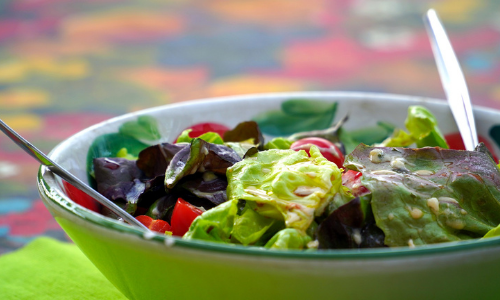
top-left (67, 104), bottom-right (500, 250)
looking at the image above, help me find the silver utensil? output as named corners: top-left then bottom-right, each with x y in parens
top-left (424, 9), bottom-right (478, 151)
top-left (0, 118), bottom-right (149, 231)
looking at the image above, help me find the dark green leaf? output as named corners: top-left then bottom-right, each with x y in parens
top-left (254, 111), bottom-right (334, 136)
top-left (119, 115), bottom-right (161, 141)
top-left (344, 124), bottom-right (395, 145)
top-left (86, 132), bottom-right (149, 185)
top-left (281, 100), bottom-right (337, 117)
top-left (253, 100), bottom-right (338, 136)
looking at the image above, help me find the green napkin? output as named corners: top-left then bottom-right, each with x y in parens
top-left (0, 237), bottom-right (127, 300)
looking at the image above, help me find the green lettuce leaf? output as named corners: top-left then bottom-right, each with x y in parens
top-left (264, 228), bottom-right (312, 250)
top-left (483, 225), bottom-right (500, 238)
top-left (225, 142), bottom-right (258, 159)
top-left (184, 146), bottom-right (349, 249)
top-left (344, 144), bottom-right (500, 247)
top-left (379, 105), bottom-right (448, 148)
top-left (183, 200), bottom-right (239, 243)
top-left (231, 202), bottom-right (282, 246)
top-left (263, 137), bottom-right (293, 150)
top-left (184, 199), bottom-right (283, 246)
top-left (176, 129), bottom-right (224, 145)
top-left (227, 146), bottom-right (347, 232)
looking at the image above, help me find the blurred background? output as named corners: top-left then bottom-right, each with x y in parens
top-left (1, 0), bottom-right (500, 253)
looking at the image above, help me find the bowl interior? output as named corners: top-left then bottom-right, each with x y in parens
top-left (39, 91), bottom-right (500, 258)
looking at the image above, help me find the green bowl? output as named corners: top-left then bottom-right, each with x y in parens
top-left (38, 92), bottom-right (500, 300)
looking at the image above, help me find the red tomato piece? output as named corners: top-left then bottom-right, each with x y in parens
top-left (177, 122), bottom-right (230, 141)
top-left (170, 198), bottom-right (203, 237)
top-left (135, 215), bottom-right (153, 227)
top-left (62, 180), bottom-right (101, 213)
top-left (290, 137), bottom-right (345, 167)
top-left (342, 170), bottom-right (370, 197)
top-left (135, 215), bottom-right (172, 234)
top-left (149, 219), bottom-right (171, 233)
top-left (445, 132), bottom-right (498, 162)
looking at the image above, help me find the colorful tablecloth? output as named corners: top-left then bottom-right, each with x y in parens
top-left (2, 0), bottom-right (500, 254)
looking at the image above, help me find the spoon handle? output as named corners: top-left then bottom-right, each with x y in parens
top-left (424, 9), bottom-right (478, 151)
top-left (0, 118), bottom-right (149, 231)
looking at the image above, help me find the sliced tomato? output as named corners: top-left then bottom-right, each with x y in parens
top-left (62, 180), bottom-right (100, 213)
top-left (290, 137), bottom-right (344, 167)
top-left (176, 122), bottom-right (230, 141)
top-left (135, 215), bottom-right (153, 227)
top-left (342, 170), bottom-right (370, 197)
top-left (135, 215), bottom-right (172, 234)
top-left (445, 132), bottom-right (498, 162)
top-left (170, 198), bottom-right (203, 237)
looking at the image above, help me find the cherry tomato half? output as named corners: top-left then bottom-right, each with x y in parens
top-left (170, 198), bottom-right (204, 237)
top-left (290, 137), bottom-right (345, 167)
top-left (342, 170), bottom-right (370, 197)
top-left (63, 180), bottom-right (101, 213)
top-left (445, 132), bottom-right (498, 162)
top-left (135, 215), bottom-right (172, 234)
top-left (177, 122), bottom-right (229, 140)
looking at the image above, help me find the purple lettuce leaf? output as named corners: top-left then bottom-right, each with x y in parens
top-left (136, 143), bottom-right (187, 178)
top-left (93, 157), bottom-right (146, 215)
top-left (134, 175), bottom-right (169, 214)
top-left (165, 138), bottom-right (241, 189)
top-left (223, 121), bottom-right (264, 149)
top-left (146, 194), bottom-right (178, 221)
top-left (317, 197), bottom-right (386, 249)
top-left (179, 172), bottom-right (228, 206)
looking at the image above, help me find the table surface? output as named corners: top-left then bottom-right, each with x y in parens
top-left (2, 0), bottom-right (500, 254)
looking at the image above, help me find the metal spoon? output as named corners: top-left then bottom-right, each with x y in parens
top-left (0, 118), bottom-right (150, 231)
top-left (424, 9), bottom-right (478, 151)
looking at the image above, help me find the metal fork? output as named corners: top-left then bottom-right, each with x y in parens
top-left (0, 118), bottom-right (149, 231)
top-left (424, 8), bottom-right (478, 151)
